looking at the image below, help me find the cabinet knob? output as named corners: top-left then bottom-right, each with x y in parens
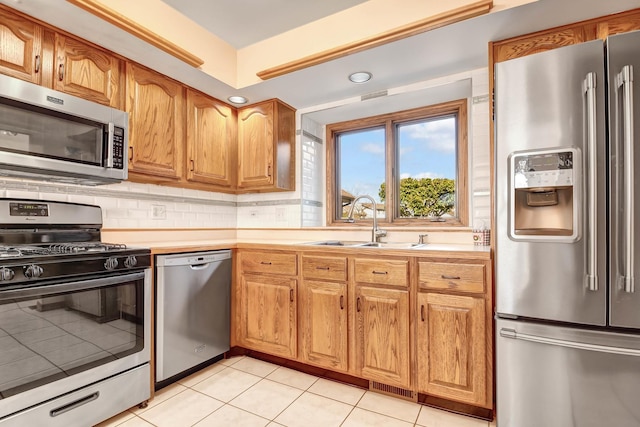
top-left (420, 304), bottom-right (425, 322)
top-left (129, 146), bottom-right (134, 162)
top-left (356, 297), bottom-right (361, 312)
top-left (58, 63), bottom-right (65, 81)
top-left (340, 295), bottom-right (344, 310)
top-left (289, 288), bottom-right (294, 302)
top-left (34, 55), bottom-right (40, 73)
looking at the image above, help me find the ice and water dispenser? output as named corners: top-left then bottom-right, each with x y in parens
top-left (509, 148), bottom-right (580, 241)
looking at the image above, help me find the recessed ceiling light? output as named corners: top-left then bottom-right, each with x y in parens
top-left (228, 95), bottom-right (248, 104)
top-left (348, 71), bottom-right (372, 83)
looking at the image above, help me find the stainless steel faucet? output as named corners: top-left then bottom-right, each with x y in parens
top-left (346, 195), bottom-right (387, 243)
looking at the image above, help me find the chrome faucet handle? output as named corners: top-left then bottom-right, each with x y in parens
top-left (418, 234), bottom-right (428, 244)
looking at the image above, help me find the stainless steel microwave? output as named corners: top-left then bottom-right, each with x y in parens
top-left (0, 74), bottom-right (128, 185)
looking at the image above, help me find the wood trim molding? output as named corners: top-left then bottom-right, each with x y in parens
top-left (257, 0), bottom-right (493, 80)
top-left (66, 0), bottom-right (204, 68)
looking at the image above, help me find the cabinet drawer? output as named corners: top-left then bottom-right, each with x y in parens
top-left (241, 251), bottom-right (297, 275)
top-left (354, 258), bottom-right (408, 287)
top-left (302, 255), bottom-right (347, 281)
top-left (418, 261), bottom-right (485, 293)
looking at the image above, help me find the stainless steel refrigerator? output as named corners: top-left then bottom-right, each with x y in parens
top-left (495, 30), bottom-right (640, 427)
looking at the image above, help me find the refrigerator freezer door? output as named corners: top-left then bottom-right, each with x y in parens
top-left (495, 40), bottom-right (607, 325)
top-left (497, 318), bottom-right (640, 427)
top-left (608, 30), bottom-right (640, 329)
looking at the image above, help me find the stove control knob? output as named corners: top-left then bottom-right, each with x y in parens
top-left (124, 255), bottom-right (138, 268)
top-left (0, 267), bottom-right (14, 281)
top-left (104, 257), bottom-right (119, 271)
top-left (24, 264), bottom-right (43, 279)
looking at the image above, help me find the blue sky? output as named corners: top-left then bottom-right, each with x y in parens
top-left (339, 117), bottom-right (456, 202)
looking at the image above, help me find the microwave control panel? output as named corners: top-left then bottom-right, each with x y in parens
top-left (112, 126), bottom-right (125, 170)
top-left (513, 150), bottom-right (574, 189)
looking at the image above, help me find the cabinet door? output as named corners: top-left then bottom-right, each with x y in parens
top-left (417, 292), bottom-right (486, 406)
top-left (186, 89), bottom-right (236, 187)
top-left (237, 101), bottom-right (274, 188)
top-left (54, 35), bottom-right (122, 108)
top-left (240, 273), bottom-right (297, 358)
top-left (126, 63), bottom-right (184, 180)
top-left (355, 285), bottom-right (410, 387)
top-left (300, 280), bottom-right (348, 371)
top-left (0, 7), bottom-right (48, 85)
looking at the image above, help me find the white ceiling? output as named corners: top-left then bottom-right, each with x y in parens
top-left (2, 0), bottom-right (640, 120)
top-left (160, 0), bottom-right (369, 48)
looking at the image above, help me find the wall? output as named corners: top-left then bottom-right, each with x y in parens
top-left (0, 69), bottom-right (491, 234)
top-left (0, 178), bottom-right (236, 229)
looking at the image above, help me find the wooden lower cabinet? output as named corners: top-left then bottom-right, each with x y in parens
top-left (355, 285), bottom-right (410, 388)
top-left (416, 292), bottom-right (487, 406)
top-left (299, 280), bottom-right (348, 371)
top-left (239, 273), bottom-right (297, 358)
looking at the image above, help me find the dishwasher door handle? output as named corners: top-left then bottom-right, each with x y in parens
top-left (189, 263), bottom-right (211, 270)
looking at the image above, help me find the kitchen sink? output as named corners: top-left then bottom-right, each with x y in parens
top-left (303, 240), bottom-right (427, 249)
top-left (302, 240), bottom-right (369, 246)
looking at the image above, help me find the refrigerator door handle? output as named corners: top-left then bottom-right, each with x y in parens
top-left (583, 71), bottom-right (598, 292)
top-left (499, 327), bottom-right (640, 357)
top-left (617, 65), bottom-right (635, 294)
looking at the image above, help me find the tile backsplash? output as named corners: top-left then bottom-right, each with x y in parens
top-left (0, 179), bottom-right (238, 229)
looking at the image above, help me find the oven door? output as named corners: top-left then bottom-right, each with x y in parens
top-left (0, 269), bottom-right (150, 420)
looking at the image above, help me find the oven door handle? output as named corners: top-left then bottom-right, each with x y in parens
top-left (0, 271), bottom-right (146, 301)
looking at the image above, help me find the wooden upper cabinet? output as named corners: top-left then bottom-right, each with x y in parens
top-left (0, 6), bottom-right (51, 86)
top-left (237, 99), bottom-right (295, 192)
top-left (492, 25), bottom-right (592, 63)
top-left (596, 9), bottom-right (640, 39)
top-left (186, 89), bottom-right (236, 188)
top-left (54, 34), bottom-right (123, 108)
top-left (126, 63), bottom-right (184, 181)
top-left (417, 292), bottom-right (487, 407)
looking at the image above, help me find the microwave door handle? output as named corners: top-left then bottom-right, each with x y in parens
top-left (584, 71), bottom-right (598, 292)
top-left (106, 122), bottom-right (115, 168)
top-left (617, 65), bottom-right (635, 294)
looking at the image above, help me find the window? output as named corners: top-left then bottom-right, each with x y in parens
top-left (326, 99), bottom-right (468, 226)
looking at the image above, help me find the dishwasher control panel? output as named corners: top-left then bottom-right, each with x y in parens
top-left (155, 250), bottom-right (231, 267)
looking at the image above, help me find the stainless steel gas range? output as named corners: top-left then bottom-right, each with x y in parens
top-left (0, 198), bottom-right (151, 426)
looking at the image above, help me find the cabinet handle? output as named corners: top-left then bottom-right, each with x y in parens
top-left (267, 163), bottom-right (272, 177)
top-left (190, 159), bottom-right (194, 172)
top-left (356, 297), bottom-right (361, 312)
top-left (260, 261), bottom-right (272, 265)
top-left (441, 274), bottom-right (461, 280)
top-left (58, 63), bottom-right (64, 81)
top-left (289, 288), bottom-right (294, 302)
top-left (316, 266), bottom-right (330, 270)
top-left (340, 295), bottom-right (344, 310)
top-left (372, 271), bottom-right (388, 275)
top-left (421, 304), bottom-right (425, 322)
top-left (128, 146), bottom-right (134, 162)
top-left (34, 55), bottom-right (40, 73)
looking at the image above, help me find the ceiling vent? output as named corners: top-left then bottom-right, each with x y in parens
top-left (361, 90), bottom-right (388, 101)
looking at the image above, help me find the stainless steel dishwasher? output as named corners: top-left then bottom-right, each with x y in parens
top-left (155, 250), bottom-right (231, 386)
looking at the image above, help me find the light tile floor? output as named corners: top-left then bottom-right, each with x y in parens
top-left (96, 357), bottom-right (497, 427)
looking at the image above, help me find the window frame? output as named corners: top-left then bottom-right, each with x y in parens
top-left (326, 99), bottom-right (468, 227)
